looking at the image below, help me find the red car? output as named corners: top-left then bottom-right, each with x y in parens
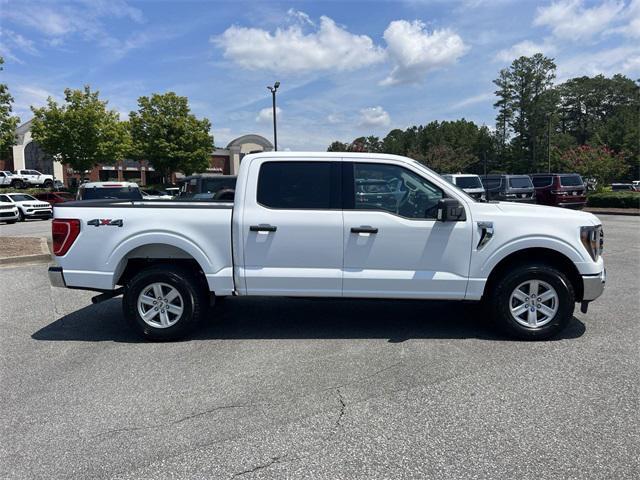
top-left (530, 174), bottom-right (586, 209)
top-left (34, 192), bottom-right (75, 205)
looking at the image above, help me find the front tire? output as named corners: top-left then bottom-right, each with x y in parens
top-left (488, 263), bottom-right (575, 340)
top-left (18, 209), bottom-right (25, 222)
top-left (11, 180), bottom-right (24, 189)
top-left (122, 265), bottom-right (208, 341)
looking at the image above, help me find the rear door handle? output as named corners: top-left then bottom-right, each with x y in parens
top-left (351, 226), bottom-right (378, 234)
top-left (250, 224), bottom-right (277, 232)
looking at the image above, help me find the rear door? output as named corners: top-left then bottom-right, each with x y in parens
top-left (240, 158), bottom-right (344, 296)
top-left (342, 161), bottom-right (473, 299)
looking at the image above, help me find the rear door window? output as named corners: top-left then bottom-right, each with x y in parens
top-left (560, 175), bottom-right (584, 187)
top-left (531, 176), bottom-right (552, 187)
top-left (508, 177), bottom-right (533, 188)
top-left (257, 161), bottom-right (340, 209)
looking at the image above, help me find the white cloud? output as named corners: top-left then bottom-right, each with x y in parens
top-left (256, 106), bottom-right (282, 123)
top-left (613, 0), bottom-right (640, 38)
top-left (381, 20), bottom-right (468, 86)
top-left (213, 16), bottom-right (385, 73)
top-left (534, 0), bottom-right (626, 41)
top-left (327, 113), bottom-right (343, 124)
top-left (494, 40), bottom-right (556, 63)
top-left (287, 8), bottom-right (315, 27)
top-left (449, 92), bottom-right (494, 110)
top-left (557, 45), bottom-right (640, 80)
top-left (359, 106), bottom-right (391, 127)
top-left (0, 28), bottom-right (39, 64)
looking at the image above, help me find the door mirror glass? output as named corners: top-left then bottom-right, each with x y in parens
top-left (436, 198), bottom-right (466, 222)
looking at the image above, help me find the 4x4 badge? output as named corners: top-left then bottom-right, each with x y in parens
top-left (87, 219), bottom-right (123, 227)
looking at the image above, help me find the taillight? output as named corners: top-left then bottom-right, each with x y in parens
top-left (52, 219), bottom-right (81, 256)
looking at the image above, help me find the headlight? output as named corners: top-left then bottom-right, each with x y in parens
top-left (580, 225), bottom-right (604, 261)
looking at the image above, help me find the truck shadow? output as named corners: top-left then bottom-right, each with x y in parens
top-left (32, 296), bottom-right (586, 343)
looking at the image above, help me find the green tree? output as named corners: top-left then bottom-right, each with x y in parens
top-left (0, 57), bottom-right (20, 157)
top-left (559, 145), bottom-right (629, 187)
top-left (493, 54), bottom-right (558, 172)
top-left (410, 144), bottom-right (477, 174)
top-left (31, 86), bottom-right (130, 172)
top-left (327, 140), bottom-right (349, 152)
top-left (129, 92), bottom-right (213, 179)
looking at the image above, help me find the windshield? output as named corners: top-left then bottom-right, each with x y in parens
top-left (455, 176), bottom-right (483, 189)
top-left (9, 194), bottom-right (36, 202)
top-left (81, 187), bottom-right (142, 200)
top-left (560, 175), bottom-right (584, 187)
top-left (509, 177), bottom-right (533, 189)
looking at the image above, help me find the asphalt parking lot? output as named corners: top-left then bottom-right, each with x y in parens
top-left (0, 218), bottom-right (51, 238)
top-left (1, 215), bottom-right (639, 479)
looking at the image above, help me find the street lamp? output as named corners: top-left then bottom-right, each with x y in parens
top-left (267, 81), bottom-right (280, 151)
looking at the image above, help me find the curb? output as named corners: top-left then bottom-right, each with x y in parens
top-left (0, 237), bottom-right (51, 267)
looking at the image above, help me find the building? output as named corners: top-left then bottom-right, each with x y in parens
top-left (6, 120), bottom-right (273, 187)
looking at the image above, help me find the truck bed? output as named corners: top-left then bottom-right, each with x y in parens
top-left (53, 199), bottom-right (235, 294)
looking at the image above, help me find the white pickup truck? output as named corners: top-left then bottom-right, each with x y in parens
top-left (48, 152), bottom-right (605, 341)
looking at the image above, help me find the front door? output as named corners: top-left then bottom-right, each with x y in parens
top-left (342, 161), bottom-right (473, 299)
top-left (240, 158), bottom-right (344, 296)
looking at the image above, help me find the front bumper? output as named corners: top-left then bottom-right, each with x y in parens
top-left (25, 209), bottom-right (52, 218)
top-left (48, 266), bottom-right (66, 288)
top-left (582, 268), bottom-right (606, 301)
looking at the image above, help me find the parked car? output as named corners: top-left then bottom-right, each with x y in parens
top-left (179, 174), bottom-right (237, 200)
top-left (0, 192), bottom-right (52, 221)
top-left (0, 171), bottom-right (26, 189)
top-left (53, 180), bottom-right (65, 191)
top-left (14, 169), bottom-right (55, 188)
top-left (530, 173), bottom-right (586, 209)
top-left (441, 174), bottom-right (486, 201)
top-left (34, 191), bottom-right (75, 205)
top-left (611, 183), bottom-right (637, 192)
top-left (49, 152), bottom-right (605, 342)
top-left (0, 199), bottom-right (19, 224)
top-left (632, 180), bottom-right (639, 190)
top-left (76, 182), bottom-right (143, 201)
top-left (481, 174), bottom-right (536, 203)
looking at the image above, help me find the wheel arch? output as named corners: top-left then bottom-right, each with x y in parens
top-left (114, 243), bottom-right (209, 294)
top-left (483, 247), bottom-right (584, 302)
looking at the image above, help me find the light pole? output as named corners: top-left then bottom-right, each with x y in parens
top-left (267, 81), bottom-right (280, 151)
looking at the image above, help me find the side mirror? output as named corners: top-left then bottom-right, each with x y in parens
top-left (436, 198), bottom-right (466, 222)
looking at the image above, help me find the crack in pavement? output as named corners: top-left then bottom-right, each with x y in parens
top-left (231, 455), bottom-right (286, 478)
top-left (91, 404), bottom-right (251, 440)
top-left (335, 388), bottom-right (346, 429)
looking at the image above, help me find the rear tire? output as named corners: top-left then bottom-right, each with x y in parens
top-left (43, 180), bottom-right (53, 188)
top-left (122, 265), bottom-right (208, 341)
top-left (11, 180), bottom-right (24, 189)
top-left (488, 263), bottom-right (575, 340)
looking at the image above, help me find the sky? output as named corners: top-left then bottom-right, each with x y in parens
top-left (1, 0), bottom-right (639, 151)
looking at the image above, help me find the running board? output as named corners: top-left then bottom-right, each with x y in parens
top-left (91, 287), bottom-right (124, 304)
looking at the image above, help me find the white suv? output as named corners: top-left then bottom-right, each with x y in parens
top-left (0, 171), bottom-right (26, 189)
top-left (0, 193), bottom-right (53, 221)
top-left (14, 169), bottom-right (55, 188)
top-left (0, 199), bottom-right (19, 223)
top-left (76, 181), bottom-right (143, 200)
top-left (442, 174), bottom-right (486, 201)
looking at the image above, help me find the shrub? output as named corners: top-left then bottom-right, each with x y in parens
top-left (587, 192), bottom-right (640, 209)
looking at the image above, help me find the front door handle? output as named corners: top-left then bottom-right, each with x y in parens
top-left (351, 226), bottom-right (378, 234)
top-left (250, 224), bottom-right (277, 232)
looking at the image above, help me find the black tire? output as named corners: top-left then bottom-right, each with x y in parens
top-left (488, 263), bottom-right (575, 340)
top-left (122, 265), bottom-right (208, 341)
top-left (18, 209), bottom-right (25, 222)
top-left (11, 180), bottom-right (24, 189)
top-left (43, 180), bottom-right (53, 188)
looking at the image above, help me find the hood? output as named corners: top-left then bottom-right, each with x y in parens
top-left (495, 201), bottom-right (600, 225)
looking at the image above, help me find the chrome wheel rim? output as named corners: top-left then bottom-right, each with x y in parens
top-left (137, 282), bottom-right (184, 329)
top-left (509, 280), bottom-right (558, 328)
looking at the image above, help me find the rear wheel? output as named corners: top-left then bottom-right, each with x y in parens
top-left (122, 265), bottom-right (208, 341)
top-left (488, 263), bottom-right (575, 340)
top-left (43, 180), bottom-right (53, 188)
top-left (11, 180), bottom-right (24, 189)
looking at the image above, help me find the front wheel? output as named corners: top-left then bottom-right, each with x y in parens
top-left (122, 265), bottom-right (208, 341)
top-left (488, 263), bottom-right (575, 340)
top-left (11, 180), bottom-right (24, 189)
top-left (18, 209), bottom-right (25, 222)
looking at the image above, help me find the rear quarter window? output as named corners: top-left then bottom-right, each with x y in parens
top-left (560, 175), bottom-right (584, 187)
top-left (531, 176), bottom-right (552, 187)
